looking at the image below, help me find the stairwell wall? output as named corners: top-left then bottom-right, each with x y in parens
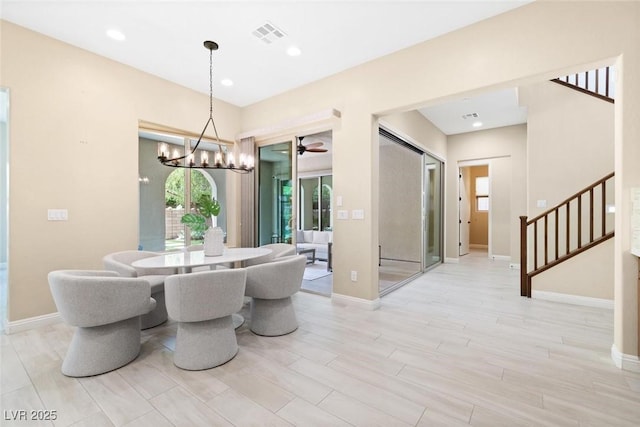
top-left (519, 79), bottom-right (615, 300)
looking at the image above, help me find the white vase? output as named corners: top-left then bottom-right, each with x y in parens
top-left (204, 227), bottom-right (225, 256)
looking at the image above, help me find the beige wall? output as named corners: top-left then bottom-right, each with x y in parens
top-left (520, 79), bottom-right (615, 300)
top-left (379, 110), bottom-right (447, 160)
top-left (0, 21), bottom-right (242, 321)
top-left (447, 125), bottom-right (527, 262)
top-left (3, 2), bottom-right (640, 360)
top-left (533, 239), bottom-right (614, 300)
top-left (520, 80), bottom-right (615, 217)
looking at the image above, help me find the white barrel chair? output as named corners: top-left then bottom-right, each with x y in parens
top-left (244, 254), bottom-right (306, 336)
top-left (243, 243), bottom-right (296, 267)
top-left (103, 250), bottom-right (175, 329)
top-left (48, 270), bottom-right (156, 377)
top-left (164, 269), bottom-right (247, 370)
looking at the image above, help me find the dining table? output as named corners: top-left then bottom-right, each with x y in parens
top-left (131, 247), bottom-right (272, 273)
top-left (132, 246), bottom-right (272, 328)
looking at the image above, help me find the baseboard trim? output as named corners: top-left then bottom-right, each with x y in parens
top-left (532, 290), bottom-right (614, 309)
top-left (331, 293), bottom-right (380, 310)
top-left (611, 344), bottom-right (640, 372)
top-left (444, 257), bottom-right (459, 264)
top-left (6, 312), bottom-right (61, 334)
top-left (469, 244), bottom-right (488, 249)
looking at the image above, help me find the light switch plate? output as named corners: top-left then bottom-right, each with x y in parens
top-left (48, 209), bottom-right (68, 221)
top-left (352, 209), bottom-right (364, 220)
top-left (337, 210), bottom-right (349, 220)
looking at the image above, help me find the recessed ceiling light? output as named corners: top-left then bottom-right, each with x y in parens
top-left (286, 46), bottom-right (302, 57)
top-left (472, 121), bottom-right (483, 128)
top-left (221, 78), bottom-right (234, 87)
top-left (106, 28), bottom-right (126, 41)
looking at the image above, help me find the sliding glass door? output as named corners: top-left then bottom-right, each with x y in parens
top-left (378, 128), bottom-right (443, 295)
top-left (257, 142), bottom-right (293, 245)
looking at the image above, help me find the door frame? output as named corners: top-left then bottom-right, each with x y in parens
top-left (458, 159), bottom-right (492, 257)
top-left (255, 136), bottom-right (297, 246)
top-left (458, 166), bottom-right (471, 256)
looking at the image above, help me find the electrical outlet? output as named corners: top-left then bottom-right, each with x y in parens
top-left (350, 270), bottom-right (357, 282)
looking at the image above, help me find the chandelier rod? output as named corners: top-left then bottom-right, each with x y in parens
top-left (158, 40), bottom-right (253, 172)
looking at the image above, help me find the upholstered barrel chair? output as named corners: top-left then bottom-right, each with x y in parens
top-left (164, 269), bottom-right (247, 370)
top-left (245, 254), bottom-right (306, 336)
top-left (103, 250), bottom-right (175, 329)
top-left (243, 243), bottom-right (296, 267)
top-left (48, 270), bottom-right (156, 377)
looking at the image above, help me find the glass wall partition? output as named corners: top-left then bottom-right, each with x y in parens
top-left (378, 128), bottom-right (443, 295)
top-left (257, 142), bottom-right (293, 245)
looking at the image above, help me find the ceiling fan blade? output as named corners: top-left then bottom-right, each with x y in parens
top-left (304, 142), bottom-right (324, 149)
top-left (306, 148), bottom-right (328, 153)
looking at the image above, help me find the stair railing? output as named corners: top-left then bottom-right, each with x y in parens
top-left (552, 66), bottom-right (615, 103)
top-left (520, 172), bottom-right (615, 297)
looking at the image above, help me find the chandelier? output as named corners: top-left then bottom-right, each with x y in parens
top-left (157, 41), bottom-right (254, 173)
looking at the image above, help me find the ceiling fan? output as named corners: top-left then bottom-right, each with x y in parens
top-left (297, 136), bottom-right (328, 155)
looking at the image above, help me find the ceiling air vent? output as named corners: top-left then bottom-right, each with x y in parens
top-left (462, 113), bottom-right (479, 119)
top-left (252, 22), bottom-right (286, 44)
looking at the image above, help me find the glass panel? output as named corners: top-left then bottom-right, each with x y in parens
top-left (424, 154), bottom-right (443, 269)
top-left (299, 174), bottom-right (332, 231)
top-left (320, 175), bottom-right (333, 230)
top-left (299, 177), bottom-right (318, 230)
top-left (477, 196), bottom-right (489, 211)
top-left (476, 176), bottom-right (489, 196)
top-left (378, 133), bottom-right (423, 295)
top-left (138, 135), bottom-right (226, 251)
top-left (258, 142), bottom-right (293, 245)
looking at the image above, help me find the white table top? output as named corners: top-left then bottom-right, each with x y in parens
top-left (131, 247), bottom-right (271, 271)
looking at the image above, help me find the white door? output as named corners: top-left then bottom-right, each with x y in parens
top-left (459, 167), bottom-right (470, 256)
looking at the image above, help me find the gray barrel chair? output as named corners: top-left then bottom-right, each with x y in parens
top-left (245, 254), bottom-right (306, 336)
top-left (48, 270), bottom-right (156, 377)
top-left (103, 250), bottom-right (175, 329)
top-left (165, 269), bottom-right (247, 370)
top-left (243, 243), bottom-right (296, 267)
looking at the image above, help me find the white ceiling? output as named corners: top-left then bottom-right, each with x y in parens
top-left (1, 0), bottom-right (531, 116)
top-left (419, 88), bottom-right (528, 135)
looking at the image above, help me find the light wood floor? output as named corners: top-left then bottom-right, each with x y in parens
top-left (2, 252), bottom-right (640, 426)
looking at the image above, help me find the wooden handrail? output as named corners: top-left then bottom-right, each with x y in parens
top-left (520, 172), bottom-right (614, 297)
top-left (526, 172), bottom-right (614, 225)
